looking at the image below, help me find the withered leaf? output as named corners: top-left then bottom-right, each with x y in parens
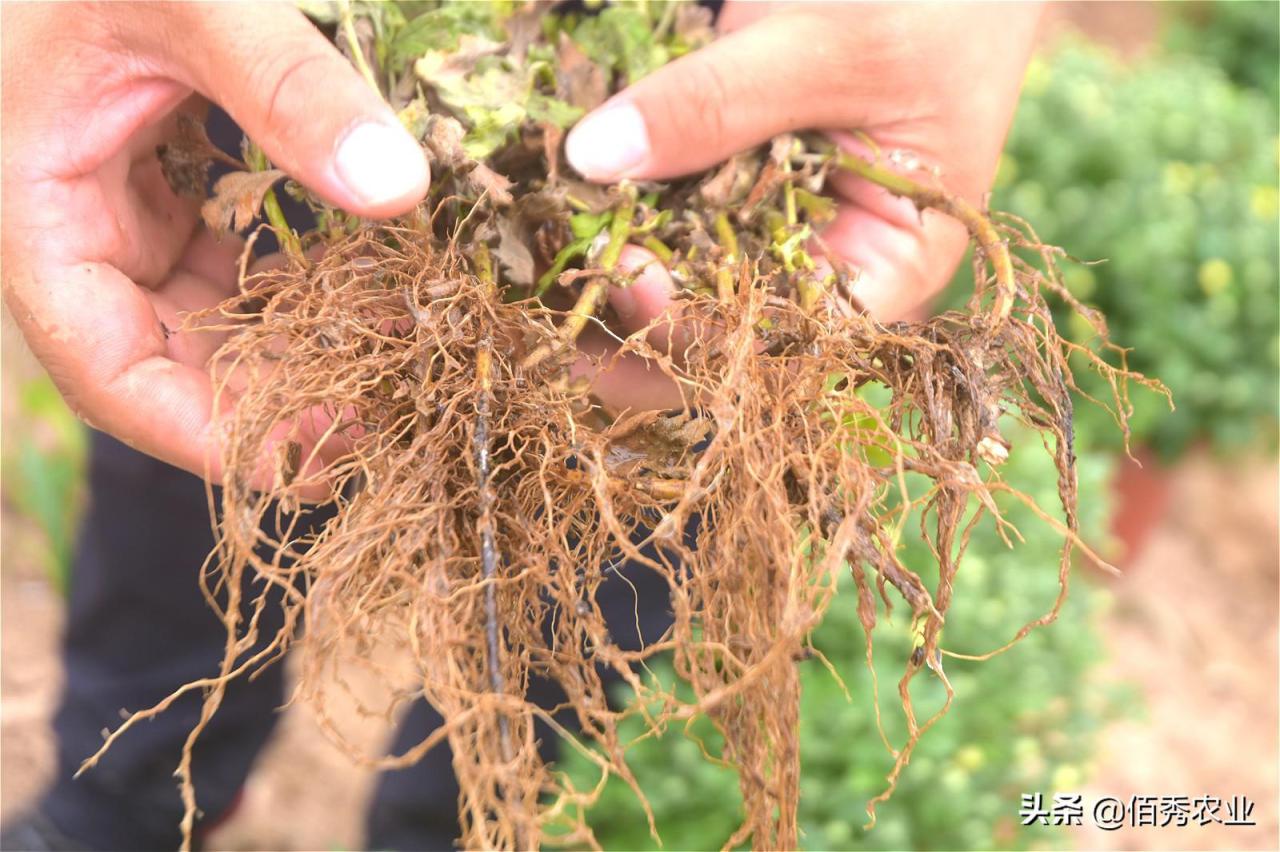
top-left (423, 114), bottom-right (470, 169)
top-left (397, 98), bottom-right (432, 141)
top-left (541, 122), bottom-right (564, 185)
top-left (556, 33), bottom-right (607, 111)
top-left (699, 152), bottom-right (761, 210)
top-left (201, 170), bottom-right (286, 235)
top-left (156, 113), bottom-right (240, 201)
top-left (504, 2), bottom-right (546, 65)
top-left (562, 179), bottom-right (613, 214)
top-left (422, 115), bottom-right (513, 205)
top-left (415, 35), bottom-right (505, 90)
top-left (516, 187), bottom-right (568, 224)
top-left (494, 216), bottom-right (536, 287)
top-left (674, 4), bottom-right (715, 46)
top-left (465, 162), bottom-right (514, 206)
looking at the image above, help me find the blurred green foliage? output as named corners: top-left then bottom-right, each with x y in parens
top-left (954, 34), bottom-right (1279, 458)
top-left (554, 431), bottom-right (1127, 850)
top-left (2, 375), bottom-right (86, 594)
top-left (1162, 1), bottom-right (1280, 103)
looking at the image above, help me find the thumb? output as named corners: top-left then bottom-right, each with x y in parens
top-left (565, 12), bottom-right (849, 182)
top-left (164, 3), bottom-right (429, 218)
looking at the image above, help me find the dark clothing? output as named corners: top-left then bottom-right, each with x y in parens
top-left (44, 433), bottom-right (298, 850)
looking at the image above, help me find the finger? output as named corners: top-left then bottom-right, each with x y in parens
top-left (151, 228), bottom-right (248, 369)
top-left (565, 10), bottom-right (859, 182)
top-left (566, 246), bottom-right (685, 412)
top-left (816, 204), bottom-right (961, 322)
top-left (12, 256), bottom-right (224, 476)
top-left (570, 331), bottom-right (688, 414)
top-left (149, 3), bottom-right (430, 218)
top-left (817, 132), bottom-right (969, 321)
top-left (174, 225), bottom-right (247, 296)
top-left (13, 255), bottom-right (346, 489)
top-left (609, 245), bottom-right (685, 351)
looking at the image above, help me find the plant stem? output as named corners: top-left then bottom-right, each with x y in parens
top-left (522, 192), bottom-right (634, 369)
top-left (519, 277), bottom-right (609, 370)
top-left (642, 235), bottom-right (674, 263)
top-left (782, 160), bottom-right (798, 227)
top-left (261, 188), bottom-right (302, 260)
top-left (836, 152), bottom-right (1017, 322)
top-left (474, 336), bottom-right (513, 764)
top-left (714, 212), bottom-right (739, 303)
top-left (600, 193), bottom-right (635, 271)
top-left (339, 0), bottom-right (381, 95)
top-left (474, 243), bottom-right (495, 291)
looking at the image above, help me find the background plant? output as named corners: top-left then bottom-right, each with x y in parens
top-left (555, 427), bottom-right (1127, 851)
top-left (1162, 1), bottom-right (1279, 104)
top-left (1, 375), bottom-right (87, 596)
top-left (950, 29), bottom-right (1278, 458)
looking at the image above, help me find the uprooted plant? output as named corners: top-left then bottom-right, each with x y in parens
top-left (80, 3), bottom-right (1164, 849)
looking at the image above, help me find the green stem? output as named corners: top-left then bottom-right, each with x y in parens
top-left (519, 277), bottom-right (609, 370)
top-left (714, 211), bottom-right (740, 261)
top-left (600, 194), bottom-right (636, 271)
top-left (836, 151), bottom-right (1016, 322)
top-left (713, 212), bottom-right (740, 303)
top-left (642, 235), bottom-right (674, 263)
top-left (339, 0), bottom-right (381, 95)
top-left (262, 188), bottom-right (302, 259)
top-left (474, 242), bottom-right (495, 291)
top-left (782, 158), bottom-right (797, 227)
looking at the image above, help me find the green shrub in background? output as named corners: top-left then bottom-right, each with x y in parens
top-left (954, 37), bottom-right (1279, 458)
top-left (1, 375), bottom-right (87, 594)
top-left (1162, 1), bottom-right (1279, 104)
top-left (556, 430), bottom-right (1127, 851)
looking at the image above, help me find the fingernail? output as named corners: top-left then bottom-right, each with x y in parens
top-left (565, 101), bottom-right (650, 181)
top-left (334, 120), bottom-right (429, 208)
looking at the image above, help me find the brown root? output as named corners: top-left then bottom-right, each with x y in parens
top-left (80, 153), bottom-right (1161, 851)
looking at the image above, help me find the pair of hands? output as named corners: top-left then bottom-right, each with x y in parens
top-left (0, 2), bottom-right (1041, 482)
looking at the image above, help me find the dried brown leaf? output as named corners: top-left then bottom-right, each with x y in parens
top-left (156, 113), bottom-right (241, 201)
top-left (467, 163), bottom-right (514, 206)
top-left (674, 3), bottom-right (715, 44)
top-left (504, 2), bottom-right (547, 65)
top-left (423, 115), bottom-right (470, 170)
top-left (201, 169), bottom-right (286, 234)
top-left (422, 114), bottom-right (513, 204)
top-left (556, 33), bottom-right (607, 111)
top-left (700, 152), bottom-right (760, 209)
top-left (542, 122), bottom-right (564, 185)
top-left (494, 216), bottom-right (536, 286)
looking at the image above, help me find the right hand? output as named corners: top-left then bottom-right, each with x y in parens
top-left (0, 2), bottom-right (430, 482)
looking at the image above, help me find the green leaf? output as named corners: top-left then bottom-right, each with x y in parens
top-left (570, 5), bottom-right (669, 85)
top-left (569, 210), bottom-right (612, 240)
top-left (536, 235), bottom-right (594, 295)
top-left (387, 2), bottom-right (503, 68)
top-left (526, 91), bottom-right (584, 129)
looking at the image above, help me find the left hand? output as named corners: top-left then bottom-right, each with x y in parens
top-left (0, 3), bottom-right (430, 482)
